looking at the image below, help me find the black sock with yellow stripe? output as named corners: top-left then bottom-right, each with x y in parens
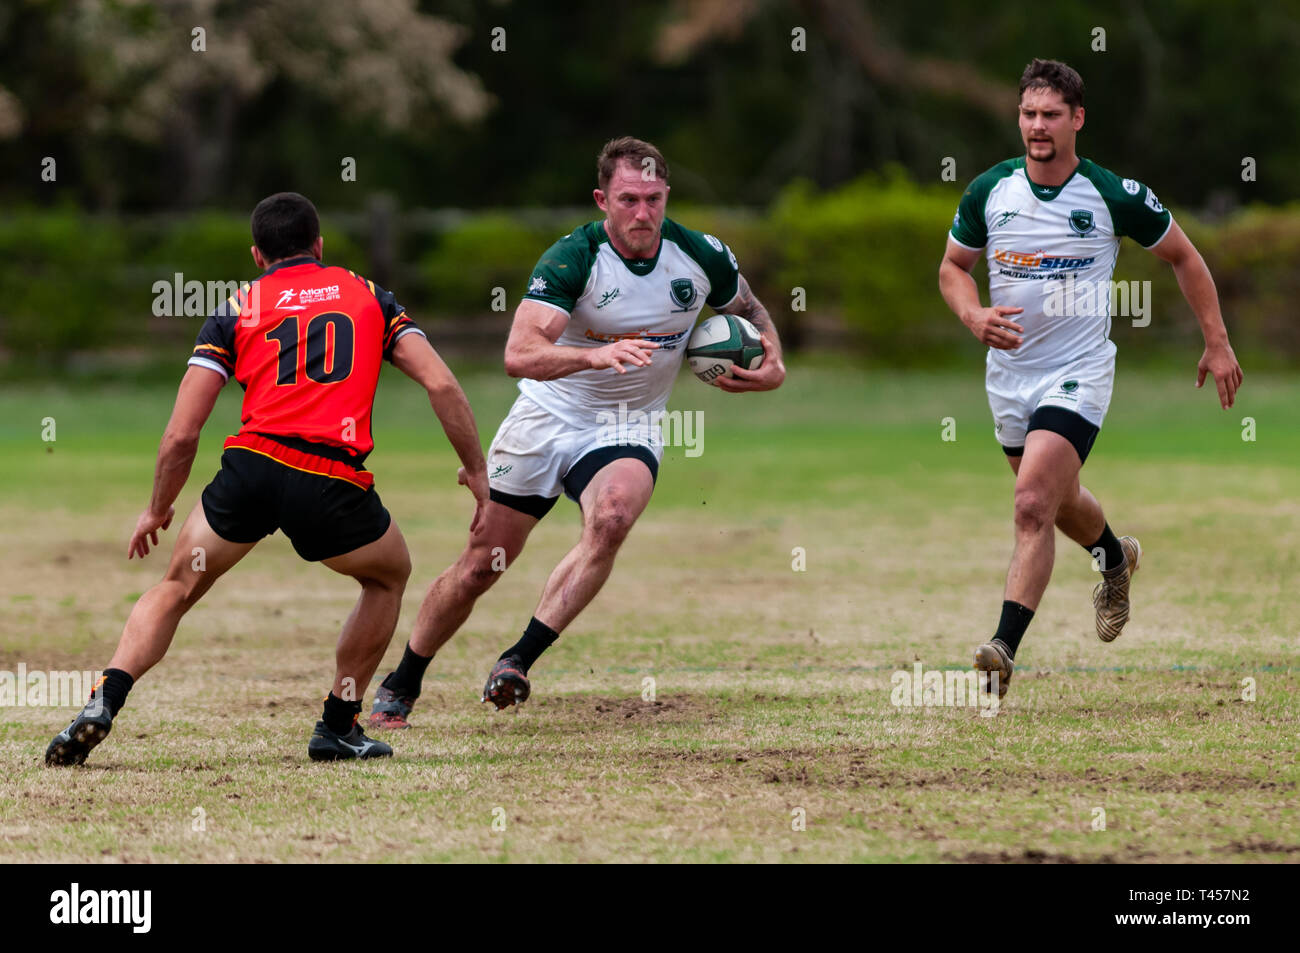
top-left (322, 692), bottom-right (361, 735)
top-left (93, 668), bottom-right (134, 718)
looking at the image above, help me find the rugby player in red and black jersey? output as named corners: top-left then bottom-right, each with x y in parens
top-left (46, 192), bottom-right (488, 765)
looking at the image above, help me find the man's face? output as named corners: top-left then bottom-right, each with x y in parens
top-left (1018, 87), bottom-right (1084, 163)
top-left (594, 159), bottom-right (668, 258)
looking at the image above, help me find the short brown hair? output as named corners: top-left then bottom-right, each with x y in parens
top-left (1019, 58), bottom-right (1085, 110)
top-left (597, 137), bottom-right (669, 191)
top-left (251, 192), bottom-right (320, 261)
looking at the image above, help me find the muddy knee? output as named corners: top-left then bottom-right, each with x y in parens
top-left (585, 498), bottom-right (636, 554)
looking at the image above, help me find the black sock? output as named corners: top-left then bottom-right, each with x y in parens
top-left (383, 642), bottom-right (433, 697)
top-left (91, 668), bottom-right (134, 718)
top-left (500, 617), bottom-right (559, 673)
top-left (322, 692), bottom-right (362, 735)
top-left (993, 601), bottom-right (1035, 658)
top-left (1084, 522), bottom-right (1125, 574)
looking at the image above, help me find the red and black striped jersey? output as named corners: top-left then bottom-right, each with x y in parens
top-left (188, 257), bottom-right (423, 460)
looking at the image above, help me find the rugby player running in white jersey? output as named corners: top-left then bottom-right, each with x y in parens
top-left (939, 59), bottom-right (1243, 698)
top-left (370, 137), bottom-right (785, 723)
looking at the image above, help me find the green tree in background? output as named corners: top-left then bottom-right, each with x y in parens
top-left (5, 0), bottom-right (1297, 211)
top-left (1, 0), bottom-right (489, 209)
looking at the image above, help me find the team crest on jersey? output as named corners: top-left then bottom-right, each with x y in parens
top-left (1068, 209), bottom-right (1095, 236)
top-left (670, 278), bottom-right (697, 310)
top-left (1144, 189), bottom-right (1164, 214)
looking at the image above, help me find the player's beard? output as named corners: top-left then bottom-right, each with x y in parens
top-left (621, 223), bottom-right (658, 258)
top-left (1027, 138), bottom-right (1057, 162)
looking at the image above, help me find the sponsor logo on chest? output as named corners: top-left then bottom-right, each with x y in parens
top-left (583, 327), bottom-right (690, 350)
top-left (276, 285), bottom-right (340, 310)
top-left (992, 249), bottom-right (1096, 272)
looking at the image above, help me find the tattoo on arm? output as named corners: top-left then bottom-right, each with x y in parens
top-left (727, 274), bottom-right (776, 339)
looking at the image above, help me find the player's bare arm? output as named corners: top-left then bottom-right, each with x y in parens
top-left (714, 273), bottom-right (787, 393)
top-left (128, 365), bottom-right (225, 559)
top-left (939, 238), bottom-right (1024, 350)
top-left (503, 298), bottom-right (660, 380)
top-left (1148, 220), bottom-right (1244, 409)
top-left (391, 331), bottom-right (490, 529)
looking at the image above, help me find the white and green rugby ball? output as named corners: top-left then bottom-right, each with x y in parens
top-left (686, 314), bottom-right (764, 383)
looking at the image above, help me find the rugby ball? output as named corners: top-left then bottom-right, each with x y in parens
top-left (686, 314), bottom-right (764, 383)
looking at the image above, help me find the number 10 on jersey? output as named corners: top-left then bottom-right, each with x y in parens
top-left (265, 312), bottom-right (356, 385)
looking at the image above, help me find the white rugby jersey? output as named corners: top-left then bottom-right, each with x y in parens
top-left (950, 157), bottom-right (1173, 369)
top-left (517, 219), bottom-right (741, 428)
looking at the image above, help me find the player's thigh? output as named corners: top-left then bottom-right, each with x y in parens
top-left (461, 499), bottom-right (540, 570)
top-left (161, 501), bottom-right (258, 604)
top-left (321, 518), bottom-right (411, 587)
top-left (1007, 451), bottom-right (1080, 503)
top-left (1015, 429), bottom-right (1083, 511)
top-left (576, 456), bottom-right (656, 533)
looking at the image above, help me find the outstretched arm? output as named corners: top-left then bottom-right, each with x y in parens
top-left (713, 273), bottom-right (786, 393)
top-left (1149, 220), bottom-right (1243, 409)
top-left (129, 366), bottom-right (224, 558)
top-left (391, 332), bottom-right (489, 532)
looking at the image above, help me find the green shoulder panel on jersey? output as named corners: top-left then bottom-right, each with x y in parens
top-left (662, 219), bottom-right (740, 308)
top-left (1079, 159), bottom-right (1173, 248)
top-left (522, 222), bottom-right (601, 313)
top-left (950, 158), bottom-right (1022, 250)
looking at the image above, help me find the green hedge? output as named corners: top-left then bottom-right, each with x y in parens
top-left (0, 210), bottom-right (365, 373)
top-left (2, 180), bottom-right (1297, 375)
top-left (768, 171), bottom-right (978, 365)
top-left (0, 210), bottom-right (134, 360)
top-left (421, 213), bottom-right (584, 314)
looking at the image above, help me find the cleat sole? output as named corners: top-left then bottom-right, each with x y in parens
top-left (45, 721), bottom-right (109, 767)
top-left (973, 643), bottom-right (1013, 699)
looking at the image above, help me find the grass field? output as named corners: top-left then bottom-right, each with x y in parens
top-left (1, 360), bottom-right (1297, 863)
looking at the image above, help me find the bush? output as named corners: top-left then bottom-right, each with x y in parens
top-left (420, 213), bottom-right (583, 314)
top-left (768, 170), bottom-right (979, 365)
top-left (0, 209), bottom-right (369, 373)
top-left (0, 210), bottom-right (135, 363)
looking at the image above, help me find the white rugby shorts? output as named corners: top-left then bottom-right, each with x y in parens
top-left (985, 340), bottom-right (1116, 458)
top-left (486, 394), bottom-right (663, 511)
